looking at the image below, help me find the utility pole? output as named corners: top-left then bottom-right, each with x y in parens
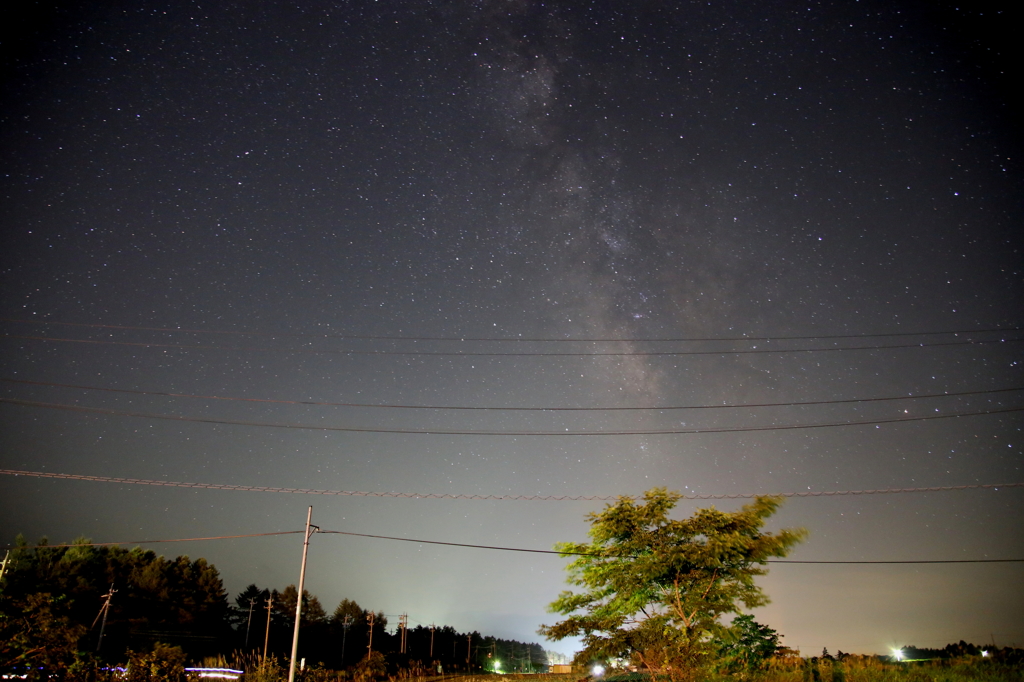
top-left (429, 624), bottom-right (435, 658)
top-left (0, 549), bottom-right (10, 583)
top-left (341, 615), bottom-right (352, 666)
top-left (287, 506), bottom-right (318, 682)
top-left (92, 584), bottom-right (116, 652)
top-left (245, 596), bottom-right (258, 649)
top-left (367, 612), bottom-right (375, 654)
top-left (466, 633), bottom-right (472, 670)
top-left (399, 614), bottom-right (408, 654)
top-left (263, 592), bottom-right (274, 662)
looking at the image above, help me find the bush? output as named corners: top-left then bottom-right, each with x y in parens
top-left (125, 643), bottom-right (188, 682)
top-left (354, 652), bottom-right (386, 682)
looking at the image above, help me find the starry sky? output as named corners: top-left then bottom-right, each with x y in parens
top-left (2, 0), bottom-right (1022, 657)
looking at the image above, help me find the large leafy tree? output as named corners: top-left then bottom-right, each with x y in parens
top-left (539, 489), bottom-right (804, 679)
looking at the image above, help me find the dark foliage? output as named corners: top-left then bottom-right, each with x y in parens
top-left (1, 534), bottom-right (549, 678)
top-left (1, 536), bottom-right (230, 669)
top-left (900, 641), bottom-right (1024, 665)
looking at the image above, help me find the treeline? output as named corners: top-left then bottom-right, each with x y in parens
top-left (899, 641), bottom-right (1024, 665)
top-left (1, 538), bottom-right (230, 671)
top-left (0, 538), bottom-right (547, 674)
top-left (235, 583), bottom-right (547, 672)
top-left (804, 645), bottom-right (1023, 667)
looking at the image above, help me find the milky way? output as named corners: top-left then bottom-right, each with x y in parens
top-left (2, 1), bottom-right (1022, 654)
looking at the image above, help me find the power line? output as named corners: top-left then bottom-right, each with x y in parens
top-left (2, 397), bottom-right (1020, 435)
top-left (3, 317), bottom-right (1020, 344)
top-left (6, 377), bottom-right (1020, 412)
top-left (763, 559), bottom-right (1024, 564)
top-left (2, 468), bottom-right (1021, 500)
top-left (320, 530), bottom-right (573, 555)
top-left (319, 529), bottom-right (1024, 563)
top-left (0, 531), bottom-right (303, 551)
top-left (4, 527), bottom-right (1020, 564)
top-left (4, 332), bottom-right (1021, 357)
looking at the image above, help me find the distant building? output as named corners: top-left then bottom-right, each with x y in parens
top-left (550, 664), bottom-right (575, 674)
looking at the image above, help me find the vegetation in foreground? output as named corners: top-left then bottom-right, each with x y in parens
top-left (538, 489), bottom-right (1021, 682)
top-left (3, 488), bottom-right (1021, 681)
top-left (704, 651), bottom-right (1024, 682)
top-left (541, 488), bottom-right (806, 681)
top-left (0, 535), bottom-right (547, 680)
top-left (5, 646), bottom-right (1022, 682)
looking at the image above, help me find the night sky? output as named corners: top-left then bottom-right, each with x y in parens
top-left (2, 0), bottom-right (1022, 657)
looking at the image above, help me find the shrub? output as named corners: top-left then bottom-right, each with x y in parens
top-left (125, 643), bottom-right (188, 682)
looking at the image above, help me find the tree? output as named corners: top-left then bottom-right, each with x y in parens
top-left (354, 651), bottom-right (386, 682)
top-left (0, 536), bottom-right (232, 665)
top-left (0, 592), bottom-right (86, 677)
top-left (233, 585), bottom-right (270, 649)
top-left (539, 488), bottom-right (805, 680)
top-left (277, 585), bottom-right (327, 626)
top-left (328, 599), bottom-right (387, 669)
top-left (718, 614), bottom-right (781, 671)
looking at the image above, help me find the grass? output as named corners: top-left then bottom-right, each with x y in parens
top-left (54, 654), bottom-right (1020, 682)
top-left (737, 658), bottom-right (1019, 682)
top-left (598, 657), bottom-right (1022, 682)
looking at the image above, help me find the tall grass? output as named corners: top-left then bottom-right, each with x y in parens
top-left (83, 655), bottom-right (1011, 682)
top-left (232, 652), bottom-right (285, 682)
top-left (715, 657), bottom-right (1022, 682)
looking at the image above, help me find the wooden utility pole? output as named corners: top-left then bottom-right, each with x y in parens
top-left (287, 506), bottom-right (317, 682)
top-left (263, 592), bottom-right (274, 662)
top-left (399, 614), bottom-right (408, 653)
top-left (341, 615), bottom-right (352, 665)
top-left (367, 612), bottom-right (376, 654)
top-left (244, 596), bottom-right (258, 649)
top-left (92, 584), bottom-right (116, 652)
top-left (429, 624), bottom-right (435, 658)
top-left (466, 633), bottom-right (472, 670)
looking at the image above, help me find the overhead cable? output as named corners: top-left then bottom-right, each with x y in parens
top-left (319, 529), bottom-right (1024, 563)
top-left (0, 531), bottom-right (303, 550)
top-left (2, 317), bottom-right (1020, 344)
top-left (1, 397), bottom-right (1020, 435)
top-left (4, 332), bottom-right (1021, 357)
top-left (6, 378), bottom-right (1020, 412)
top-left (2, 468), bottom-right (1021, 500)
top-left (3, 527), bottom-right (1020, 564)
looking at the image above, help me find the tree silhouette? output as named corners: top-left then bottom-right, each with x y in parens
top-left (0, 536), bottom-right (231, 663)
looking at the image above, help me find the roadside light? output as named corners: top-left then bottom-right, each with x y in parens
top-left (494, 661), bottom-right (501, 671)
top-left (982, 651), bottom-right (989, 658)
top-left (593, 665), bottom-right (606, 677)
top-left (892, 649), bottom-right (903, 661)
